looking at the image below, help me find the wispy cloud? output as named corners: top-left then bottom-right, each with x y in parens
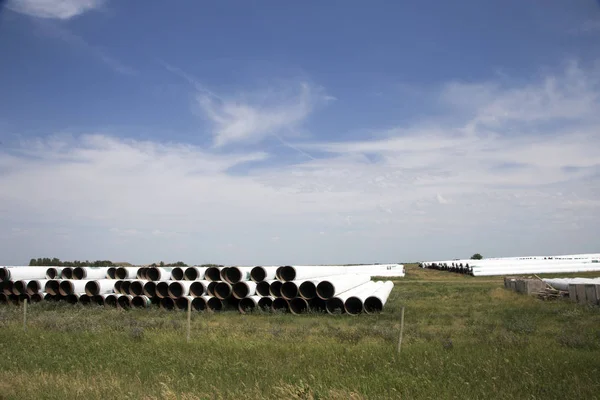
top-left (6, 0), bottom-right (105, 20)
top-left (197, 82), bottom-right (331, 147)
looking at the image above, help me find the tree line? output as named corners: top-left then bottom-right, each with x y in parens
top-left (28, 258), bottom-right (223, 268)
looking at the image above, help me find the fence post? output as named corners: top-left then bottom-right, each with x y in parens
top-left (397, 306), bottom-right (405, 355)
top-left (186, 300), bottom-right (192, 343)
top-left (23, 298), bottom-right (28, 332)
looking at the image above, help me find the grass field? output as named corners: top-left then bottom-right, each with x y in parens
top-left (1, 265), bottom-right (600, 399)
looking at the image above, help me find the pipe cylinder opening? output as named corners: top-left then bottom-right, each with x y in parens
top-left (269, 281), bottom-right (282, 297)
top-left (289, 297), bottom-right (309, 314)
top-left (13, 280), bottom-right (27, 295)
top-left (256, 281), bottom-right (271, 297)
top-left (59, 281), bottom-right (74, 296)
top-left (155, 282), bottom-right (169, 298)
top-left (308, 297), bottom-right (326, 312)
top-left (257, 297), bottom-right (273, 310)
top-left (132, 295), bottom-right (150, 308)
top-left (130, 281), bottom-right (145, 296)
top-left (121, 280), bottom-right (132, 295)
top-left (232, 282), bottom-right (250, 299)
top-left (114, 280), bottom-right (124, 294)
top-left (238, 297), bottom-right (256, 313)
top-left (142, 281), bottom-right (156, 297)
top-left (85, 281), bottom-right (100, 296)
top-left (272, 297), bottom-right (289, 312)
top-left (205, 267), bottom-right (221, 282)
top-left (105, 294), bottom-right (119, 308)
top-left (219, 267), bottom-right (230, 282)
top-left (146, 267), bottom-right (160, 281)
top-left (45, 281), bottom-right (60, 296)
top-left (73, 267), bottom-right (86, 280)
top-left (225, 268), bottom-right (242, 284)
top-left (46, 268), bottom-right (59, 279)
top-left (66, 294), bottom-right (79, 304)
top-left (160, 297), bottom-right (175, 310)
top-left (118, 295), bottom-right (132, 309)
top-left (363, 297), bottom-right (383, 314)
top-left (316, 281), bottom-right (335, 300)
top-left (107, 267), bottom-right (117, 279)
top-left (93, 295), bottom-right (105, 306)
top-left (79, 294), bottom-right (92, 305)
top-left (280, 282), bottom-right (299, 300)
top-left (190, 282), bottom-right (206, 297)
top-left (184, 267), bottom-right (198, 281)
top-left (250, 267), bottom-right (266, 282)
top-left (61, 267), bottom-right (73, 279)
top-left (175, 297), bottom-right (191, 311)
top-left (326, 298), bottom-right (345, 314)
top-left (214, 282), bottom-right (232, 300)
top-left (168, 282), bottom-right (185, 298)
top-left (31, 293), bottom-right (43, 303)
top-left (344, 296), bottom-right (364, 315)
top-left (192, 297), bottom-right (206, 311)
top-left (171, 267), bottom-right (185, 281)
top-left (279, 266), bottom-right (296, 282)
top-left (299, 281), bottom-right (317, 299)
top-left (206, 297), bottom-right (223, 311)
top-left (26, 281), bottom-right (41, 295)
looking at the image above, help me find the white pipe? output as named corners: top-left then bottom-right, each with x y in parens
top-left (192, 296), bottom-right (207, 311)
top-left (204, 267), bottom-right (222, 282)
top-left (257, 296), bottom-right (274, 310)
top-left (472, 263), bottom-right (600, 276)
top-left (271, 297), bottom-right (289, 312)
top-left (205, 296), bottom-right (224, 311)
top-left (184, 267), bottom-right (207, 281)
top-left (207, 282), bottom-right (217, 297)
top-left (107, 267), bottom-right (117, 279)
top-left (219, 267), bottom-right (230, 282)
top-left (232, 281), bottom-right (257, 299)
top-left (250, 266), bottom-right (279, 282)
top-left (189, 280), bottom-right (210, 297)
top-left (27, 279), bottom-right (49, 295)
top-left (256, 280), bottom-right (276, 296)
top-left (289, 297), bottom-right (310, 314)
top-left (30, 292), bottom-right (44, 303)
top-left (364, 281), bottom-right (394, 314)
top-left (225, 267), bottom-right (254, 283)
top-left (118, 294), bottom-right (134, 309)
top-left (316, 275), bottom-right (372, 300)
top-left (44, 280), bottom-right (61, 296)
top-left (0, 267), bottom-right (48, 281)
top-left (269, 281), bottom-right (283, 297)
top-left (155, 281), bottom-right (170, 298)
top-left (129, 280), bottom-right (149, 296)
top-left (79, 294), bottom-right (92, 305)
top-left (104, 294), bottom-right (122, 308)
top-left (238, 296), bottom-right (262, 313)
top-left (543, 278), bottom-right (600, 291)
top-left (325, 281), bottom-right (379, 315)
top-left (278, 266), bottom-right (352, 281)
top-left (344, 281), bottom-right (385, 315)
top-left (73, 267), bottom-right (110, 280)
top-left (147, 267), bottom-right (174, 281)
top-left (59, 280), bottom-right (90, 296)
top-left (45, 267), bottom-right (63, 279)
top-left (132, 295), bottom-right (152, 308)
top-left (175, 295), bottom-right (194, 311)
top-left (280, 280), bottom-right (310, 300)
top-left (170, 267), bottom-right (186, 280)
top-left (61, 267), bottom-right (74, 279)
top-left (2, 281), bottom-right (13, 295)
top-left (120, 280), bottom-right (133, 295)
top-left (12, 280), bottom-right (29, 295)
top-left (214, 282), bottom-right (232, 299)
top-left (168, 281), bottom-right (194, 298)
top-left (66, 293), bottom-right (83, 304)
top-left (116, 267), bottom-right (140, 279)
top-left (84, 279), bottom-right (115, 296)
top-left (93, 293), bottom-right (113, 306)
top-left (142, 281), bottom-right (156, 297)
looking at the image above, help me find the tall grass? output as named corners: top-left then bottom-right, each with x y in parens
top-left (0, 265), bottom-right (599, 399)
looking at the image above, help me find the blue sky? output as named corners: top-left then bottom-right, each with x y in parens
top-left (0, 0), bottom-right (599, 265)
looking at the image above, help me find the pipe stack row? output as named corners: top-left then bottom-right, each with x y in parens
top-left (419, 253), bottom-right (600, 276)
top-left (0, 264), bottom-right (402, 315)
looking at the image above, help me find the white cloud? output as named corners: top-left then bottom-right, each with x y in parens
top-left (6, 0), bottom-right (105, 19)
top-left (197, 82), bottom-right (330, 147)
top-left (0, 62), bottom-right (599, 264)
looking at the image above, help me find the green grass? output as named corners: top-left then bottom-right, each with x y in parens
top-left (1, 265), bottom-right (600, 399)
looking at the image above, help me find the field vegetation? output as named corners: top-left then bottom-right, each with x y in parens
top-left (0, 265), bottom-right (599, 399)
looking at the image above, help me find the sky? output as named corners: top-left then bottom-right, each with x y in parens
top-left (0, 0), bottom-right (599, 265)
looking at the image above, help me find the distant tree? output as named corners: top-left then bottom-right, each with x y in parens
top-left (29, 258), bottom-right (37, 266)
top-left (470, 253), bottom-right (483, 260)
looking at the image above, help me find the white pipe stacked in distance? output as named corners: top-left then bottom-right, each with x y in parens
top-left (0, 267), bottom-right (48, 281)
top-left (85, 279), bottom-right (116, 296)
top-left (344, 281), bottom-right (385, 315)
top-left (73, 267), bottom-right (110, 280)
top-left (250, 266), bottom-right (279, 282)
top-left (116, 267), bottom-right (140, 279)
top-left (277, 264), bottom-right (404, 281)
top-left (184, 266), bottom-right (208, 281)
top-left (472, 261), bottom-right (600, 276)
top-left (316, 274), bottom-right (372, 300)
top-left (543, 278), bottom-right (600, 291)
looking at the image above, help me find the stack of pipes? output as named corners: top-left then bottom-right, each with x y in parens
top-left (419, 253), bottom-right (600, 276)
top-left (0, 263), bottom-right (402, 315)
